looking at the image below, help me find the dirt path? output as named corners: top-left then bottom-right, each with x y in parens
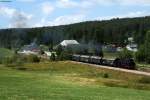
top-left (71, 61), bottom-right (150, 76)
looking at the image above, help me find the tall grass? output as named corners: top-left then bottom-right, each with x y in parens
top-left (7, 61), bottom-right (149, 90)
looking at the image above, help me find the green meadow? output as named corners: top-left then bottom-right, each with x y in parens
top-left (0, 61), bottom-right (150, 100)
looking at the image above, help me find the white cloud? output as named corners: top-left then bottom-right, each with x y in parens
top-left (56, 0), bottom-right (95, 8)
top-left (33, 10), bottom-right (150, 28)
top-left (17, 0), bottom-right (35, 2)
top-left (0, 6), bottom-right (16, 17)
top-left (119, 0), bottom-right (150, 6)
top-left (91, 0), bottom-right (150, 6)
top-left (56, 0), bottom-right (78, 8)
top-left (96, 11), bottom-right (149, 20)
top-left (56, 0), bottom-right (150, 8)
top-left (10, 11), bottom-right (33, 28)
top-left (49, 14), bottom-right (86, 26)
top-left (41, 2), bottom-right (54, 15)
top-left (95, 0), bottom-right (150, 6)
top-left (34, 14), bottom-right (86, 27)
top-left (0, 6), bottom-right (33, 28)
top-left (34, 17), bottom-right (47, 27)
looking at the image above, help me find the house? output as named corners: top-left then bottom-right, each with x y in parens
top-left (102, 44), bottom-right (117, 53)
top-left (54, 40), bottom-right (80, 51)
top-left (126, 43), bottom-right (138, 52)
top-left (44, 51), bottom-right (57, 58)
top-left (126, 37), bottom-right (138, 52)
top-left (60, 40), bottom-right (79, 47)
top-left (116, 47), bottom-right (123, 52)
top-left (18, 42), bottom-right (41, 55)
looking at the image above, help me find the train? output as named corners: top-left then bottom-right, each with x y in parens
top-left (72, 54), bottom-right (136, 70)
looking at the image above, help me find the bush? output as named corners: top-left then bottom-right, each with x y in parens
top-left (15, 57), bottom-right (24, 66)
top-left (28, 55), bottom-right (40, 63)
top-left (1, 54), bottom-right (25, 67)
top-left (1, 57), bottom-right (12, 67)
top-left (138, 76), bottom-right (150, 84)
top-left (58, 51), bottom-right (71, 61)
top-left (23, 55), bottom-right (40, 63)
top-left (55, 45), bottom-right (63, 56)
top-left (16, 67), bottom-right (27, 71)
top-left (2, 57), bottom-right (14, 65)
top-left (50, 53), bottom-right (56, 61)
top-left (103, 73), bottom-right (109, 78)
top-left (136, 31), bottom-right (150, 64)
top-left (135, 45), bottom-right (146, 62)
top-left (1, 54), bottom-right (40, 66)
top-left (118, 48), bottom-right (133, 59)
top-left (145, 31), bottom-right (150, 64)
top-left (103, 80), bottom-right (128, 88)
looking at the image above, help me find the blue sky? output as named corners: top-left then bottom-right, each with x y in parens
top-left (0, 0), bottom-right (150, 29)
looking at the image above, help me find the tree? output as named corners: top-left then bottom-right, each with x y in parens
top-left (58, 51), bottom-right (71, 60)
top-left (135, 45), bottom-right (146, 62)
top-left (145, 31), bottom-right (150, 63)
top-left (55, 45), bottom-right (63, 56)
top-left (118, 49), bottom-right (133, 59)
top-left (99, 50), bottom-right (104, 58)
top-left (26, 55), bottom-right (40, 63)
top-left (49, 44), bottom-right (53, 51)
top-left (50, 53), bottom-right (56, 61)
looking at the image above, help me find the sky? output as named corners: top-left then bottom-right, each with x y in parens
top-left (0, 0), bottom-right (150, 29)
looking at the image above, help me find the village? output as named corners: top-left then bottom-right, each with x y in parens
top-left (17, 37), bottom-right (138, 60)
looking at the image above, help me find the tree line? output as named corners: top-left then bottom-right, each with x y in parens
top-left (0, 16), bottom-right (150, 49)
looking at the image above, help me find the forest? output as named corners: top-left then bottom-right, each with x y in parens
top-left (0, 16), bottom-right (150, 49)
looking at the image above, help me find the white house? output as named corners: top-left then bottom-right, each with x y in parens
top-left (60, 40), bottom-right (79, 47)
top-left (116, 47), bottom-right (123, 52)
top-left (44, 51), bottom-right (57, 57)
top-left (126, 44), bottom-right (138, 52)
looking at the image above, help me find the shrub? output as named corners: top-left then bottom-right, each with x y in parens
top-left (145, 31), bottom-right (150, 63)
top-left (15, 57), bottom-right (24, 66)
top-left (24, 55), bottom-right (40, 63)
top-left (136, 31), bottom-right (150, 64)
top-left (138, 76), bottom-right (150, 84)
top-left (103, 80), bottom-right (128, 88)
top-left (58, 51), bottom-right (71, 61)
top-left (1, 54), bottom-right (25, 68)
top-left (103, 73), bottom-right (109, 78)
top-left (118, 48), bottom-right (133, 59)
top-left (55, 45), bottom-right (63, 56)
top-left (16, 67), bottom-right (27, 71)
top-left (50, 53), bottom-right (56, 61)
top-left (2, 57), bottom-right (14, 65)
top-left (135, 45), bottom-right (146, 62)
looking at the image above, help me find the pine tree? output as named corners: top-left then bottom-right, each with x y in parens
top-left (145, 31), bottom-right (150, 63)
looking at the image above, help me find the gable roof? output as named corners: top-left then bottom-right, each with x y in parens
top-left (60, 40), bottom-right (79, 46)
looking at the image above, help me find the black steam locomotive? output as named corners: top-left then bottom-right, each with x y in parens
top-left (72, 55), bottom-right (136, 70)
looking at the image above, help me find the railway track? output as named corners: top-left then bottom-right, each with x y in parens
top-left (71, 61), bottom-right (150, 76)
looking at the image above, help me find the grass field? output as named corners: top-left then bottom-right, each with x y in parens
top-left (0, 61), bottom-right (150, 100)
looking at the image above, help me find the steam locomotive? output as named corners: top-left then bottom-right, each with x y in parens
top-left (72, 54), bottom-right (136, 70)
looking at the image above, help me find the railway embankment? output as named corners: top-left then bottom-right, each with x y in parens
top-left (71, 61), bottom-right (150, 76)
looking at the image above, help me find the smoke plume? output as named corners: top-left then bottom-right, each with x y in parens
top-left (10, 11), bottom-right (32, 28)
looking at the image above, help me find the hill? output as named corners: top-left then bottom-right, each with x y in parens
top-left (0, 48), bottom-right (14, 58)
top-left (0, 16), bottom-right (150, 48)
